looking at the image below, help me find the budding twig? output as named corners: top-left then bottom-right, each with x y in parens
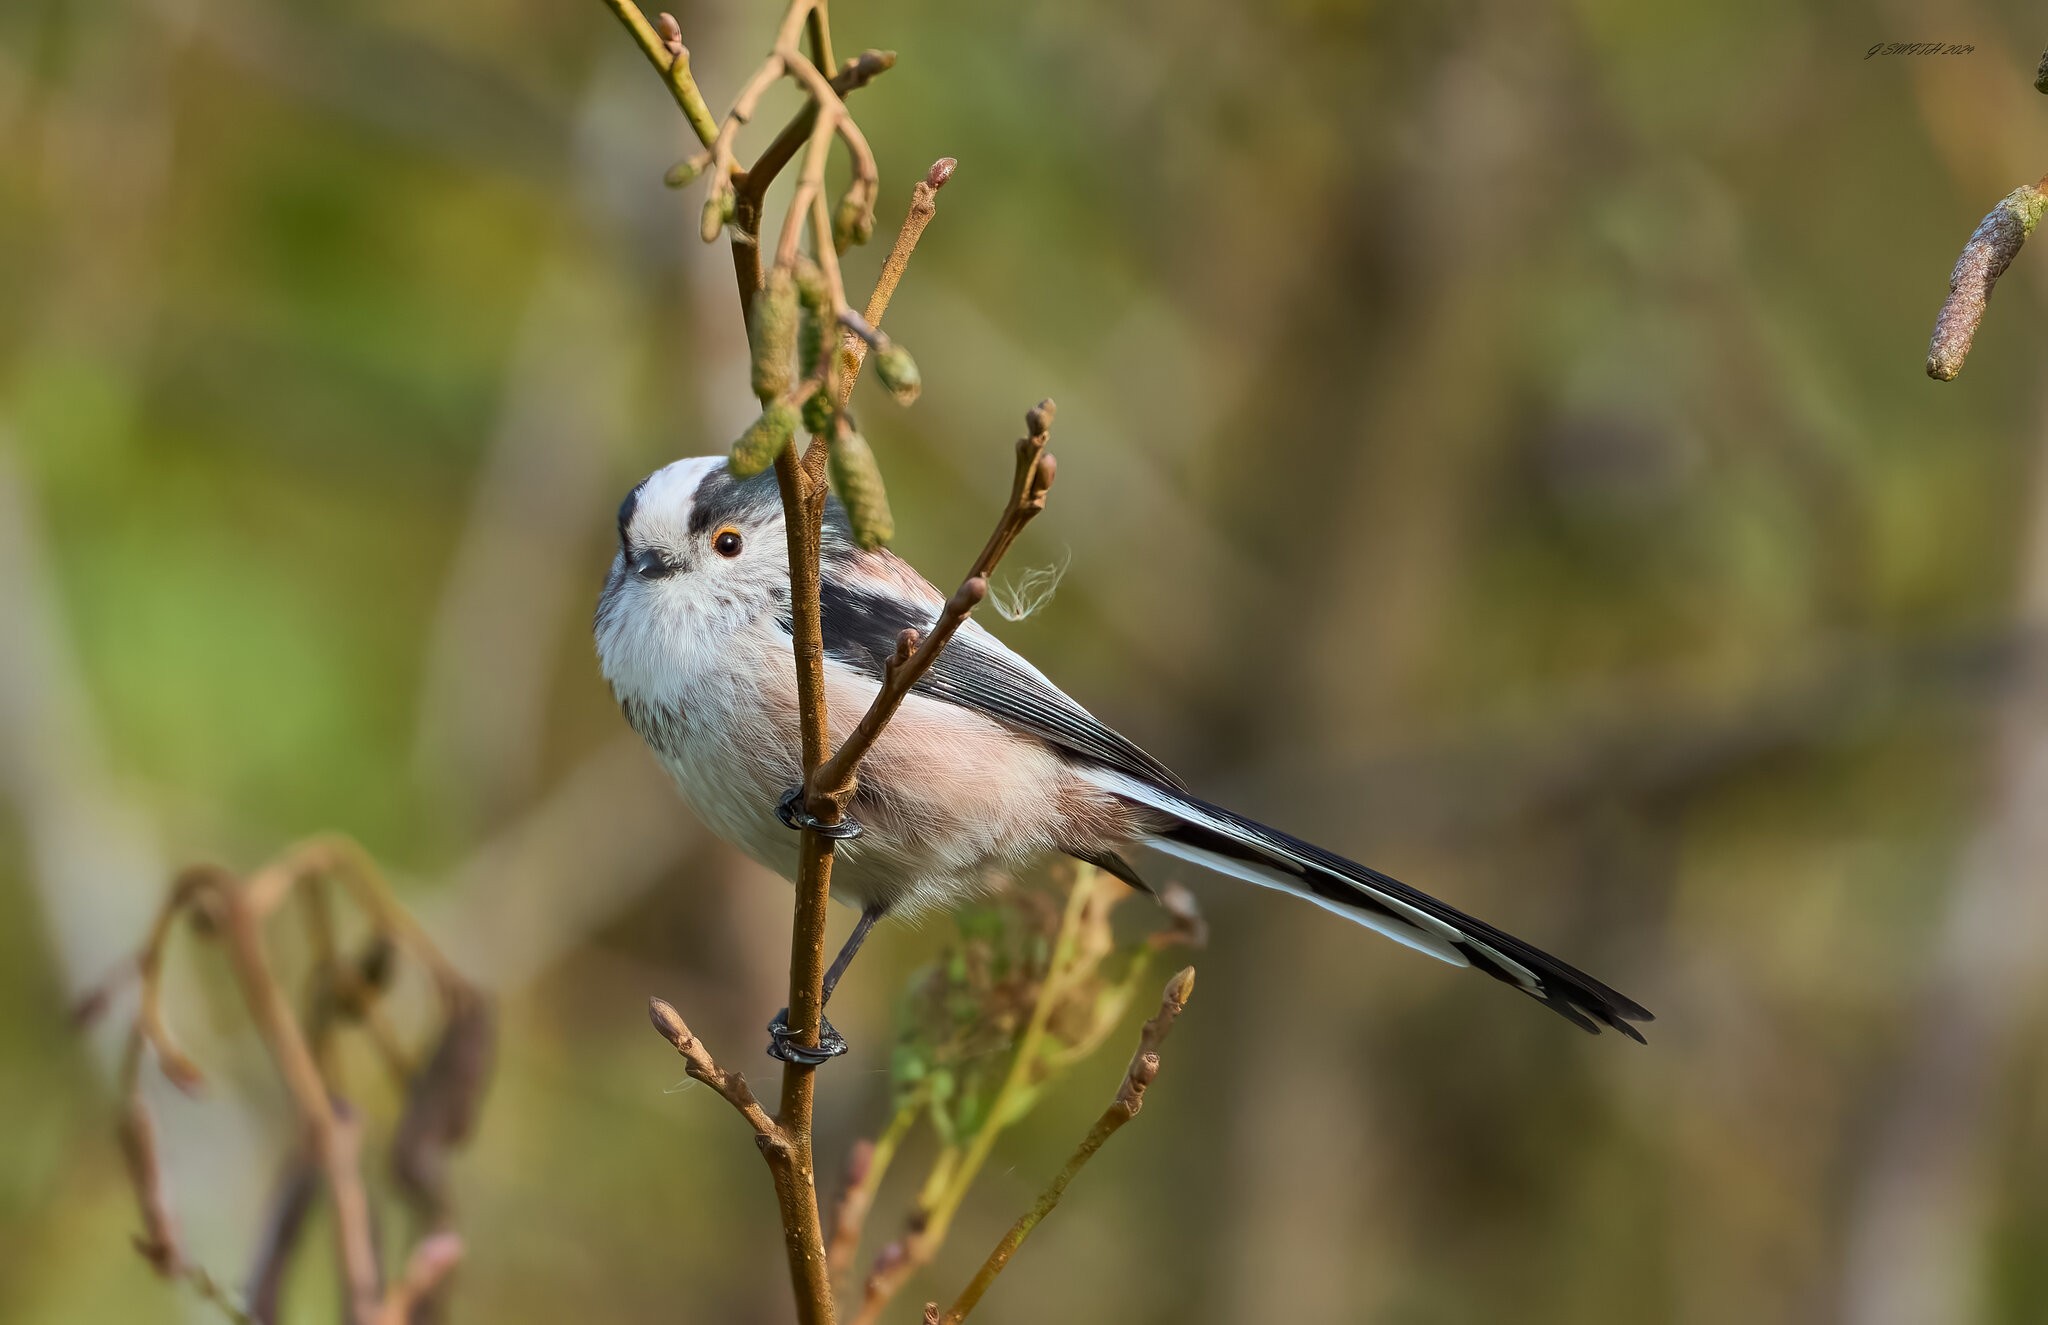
top-left (807, 402), bottom-right (1057, 808)
top-left (597, 1), bottom-right (719, 147)
top-left (648, 997), bottom-right (780, 1140)
top-left (838, 158), bottom-right (957, 403)
top-left (732, 49), bottom-right (897, 306)
top-left (940, 968), bottom-right (1198, 1324)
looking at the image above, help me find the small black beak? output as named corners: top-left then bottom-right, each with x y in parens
top-left (631, 547), bottom-right (677, 580)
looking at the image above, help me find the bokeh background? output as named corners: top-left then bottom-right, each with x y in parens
top-left (7, 0), bottom-right (2048, 1321)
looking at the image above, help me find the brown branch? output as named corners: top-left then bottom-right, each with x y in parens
top-left (743, 50), bottom-right (897, 211)
top-left (838, 158), bottom-right (956, 403)
top-left (212, 882), bottom-right (384, 1324)
top-left (648, 997), bottom-right (779, 1138)
top-left (731, 49), bottom-right (896, 309)
top-left (247, 1152), bottom-right (319, 1324)
top-left (103, 844), bottom-right (490, 1325)
top-left (807, 402), bottom-right (1057, 810)
top-left (940, 968), bottom-right (1198, 1324)
top-left (117, 1034), bottom-right (181, 1277)
top-left (778, 103), bottom-right (842, 270)
top-left (766, 431), bottom-right (843, 1325)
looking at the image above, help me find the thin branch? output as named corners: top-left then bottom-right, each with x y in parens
top-left (839, 158), bottom-right (956, 402)
top-left (778, 97), bottom-right (842, 270)
top-left (117, 1034), bottom-right (181, 1277)
top-left (804, 1), bottom-right (835, 75)
top-left (246, 1153), bottom-right (318, 1325)
top-left (808, 402), bottom-right (1057, 808)
top-left (731, 49), bottom-right (896, 307)
top-left (741, 50), bottom-right (896, 211)
top-left (596, 0), bottom-right (720, 147)
top-left (701, 1), bottom-right (824, 225)
top-left (780, 51), bottom-right (879, 230)
top-left (647, 997), bottom-right (780, 1139)
top-left (374, 1232), bottom-right (465, 1325)
top-left (212, 883), bottom-right (384, 1324)
top-left (104, 844), bottom-right (490, 1325)
top-left (941, 968), bottom-right (1198, 1324)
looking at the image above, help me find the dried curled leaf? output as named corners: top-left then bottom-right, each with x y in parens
top-left (730, 400), bottom-right (800, 477)
top-left (829, 427), bottom-right (894, 548)
top-left (1928, 182), bottom-right (2048, 381)
top-left (750, 267), bottom-right (798, 403)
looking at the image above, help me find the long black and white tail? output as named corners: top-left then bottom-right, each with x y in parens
top-left (1091, 772), bottom-right (1653, 1041)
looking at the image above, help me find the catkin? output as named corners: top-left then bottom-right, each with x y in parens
top-left (729, 400), bottom-right (799, 477)
top-left (829, 428), bottom-right (893, 548)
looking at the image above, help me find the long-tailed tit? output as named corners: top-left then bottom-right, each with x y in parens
top-left (596, 457), bottom-right (1652, 1061)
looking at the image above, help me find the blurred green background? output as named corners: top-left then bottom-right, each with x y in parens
top-left (7, 0), bottom-right (2048, 1321)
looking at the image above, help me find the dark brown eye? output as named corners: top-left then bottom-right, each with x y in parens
top-left (712, 527), bottom-right (743, 558)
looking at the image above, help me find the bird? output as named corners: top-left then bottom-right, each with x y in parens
top-left (595, 456), bottom-right (1652, 1062)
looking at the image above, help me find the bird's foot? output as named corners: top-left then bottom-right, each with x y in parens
top-left (765, 1008), bottom-right (849, 1065)
top-left (775, 786), bottom-right (863, 840)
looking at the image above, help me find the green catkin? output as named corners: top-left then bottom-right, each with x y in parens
top-left (749, 267), bottom-right (798, 403)
top-left (793, 260), bottom-right (832, 377)
top-left (830, 428), bottom-right (894, 548)
top-left (729, 400), bottom-right (800, 477)
top-left (801, 387), bottom-right (836, 437)
top-left (873, 343), bottom-right (922, 405)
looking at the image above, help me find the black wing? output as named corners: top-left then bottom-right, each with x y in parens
top-left (790, 578), bottom-right (1187, 792)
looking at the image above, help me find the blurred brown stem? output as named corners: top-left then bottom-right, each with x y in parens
top-left (103, 843), bottom-right (482, 1325)
top-left (825, 1104), bottom-right (916, 1290)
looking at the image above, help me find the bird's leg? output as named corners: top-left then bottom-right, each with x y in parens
top-left (775, 785), bottom-right (863, 839)
top-left (767, 903), bottom-right (883, 1065)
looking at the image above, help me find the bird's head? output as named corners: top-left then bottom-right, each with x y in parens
top-left (598, 456), bottom-right (807, 640)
